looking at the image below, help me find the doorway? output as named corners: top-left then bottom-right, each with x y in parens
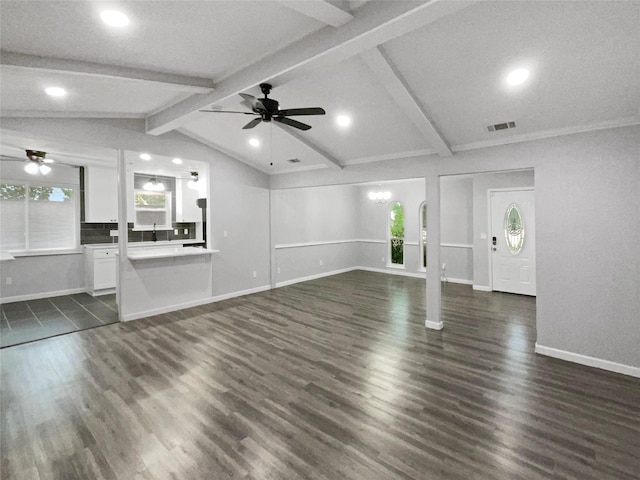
top-left (489, 188), bottom-right (536, 296)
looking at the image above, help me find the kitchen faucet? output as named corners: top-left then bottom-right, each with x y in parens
top-left (152, 223), bottom-right (157, 242)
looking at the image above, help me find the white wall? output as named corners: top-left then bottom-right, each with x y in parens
top-left (3, 117), bottom-right (638, 373)
top-left (271, 179), bottom-right (427, 284)
top-left (270, 126), bottom-right (640, 371)
top-left (440, 176), bottom-right (473, 283)
top-left (272, 184), bottom-right (359, 284)
top-left (1, 118), bottom-right (272, 313)
top-left (471, 170), bottom-right (535, 288)
top-left (0, 253), bottom-right (85, 301)
top-left (356, 180), bottom-right (425, 274)
top-left (0, 161), bottom-right (84, 301)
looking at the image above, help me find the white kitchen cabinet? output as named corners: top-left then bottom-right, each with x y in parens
top-left (176, 178), bottom-right (202, 223)
top-left (85, 246), bottom-right (117, 295)
top-left (85, 166), bottom-right (118, 223)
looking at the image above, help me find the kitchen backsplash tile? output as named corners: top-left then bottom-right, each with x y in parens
top-left (81, 222), bottom-right (196, 245)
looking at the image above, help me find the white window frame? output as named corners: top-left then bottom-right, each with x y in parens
top-left (0, 178), bottom-right (81, 256)
top-left (387, 201), bottom-right (405, 268)
top-left (419, 201), bottom-right (427, 272)
top-left (133, 189), bottom-right (173, 230)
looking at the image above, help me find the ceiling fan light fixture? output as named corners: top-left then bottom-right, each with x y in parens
top-left (368, 191), bottom-right (391, 203)
top-left (139, 153), bottom-right (151, 161)
top-left (24, 161), bottom-right (39, 175)
top-left (187, 171), bottom-right (199, 190)
top-left (143, 178), bottom-right (165, 191)
top-left (248, 138), bottom-right (260, 147)
top-left (23, 150), bottom-right (52, 175)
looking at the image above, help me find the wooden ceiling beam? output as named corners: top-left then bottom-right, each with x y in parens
top-left (146, 0), bottom-right (474, 135)
top-left (276, 0), bottom-right (353, 27)
top-left (360, 47), bottom-right (451, 157)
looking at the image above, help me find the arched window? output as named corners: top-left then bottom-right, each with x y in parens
top-left (389, 202), bottom-right (404, 265)
top-left (419, 202), bottom-right (427, 269)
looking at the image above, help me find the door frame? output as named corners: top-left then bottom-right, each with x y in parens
top-left (487, 187), bottom-right (535, 292)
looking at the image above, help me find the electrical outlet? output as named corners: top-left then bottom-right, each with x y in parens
top-left (319, 259), bottom-right (323, 266)
top-left (381, 257), bottom-right (385, 263)
top-left (183, 228), bottom-right (188, 235)
top-left (277, 267), bottom-right (281, 274)
top-left (174, 228), bottom-right (179, 235)
top-left (6, 277), bottom-right (12, 285)
top-left (252, 271), bottom-right (257, 278)
top-left (223, 230), bottom-right (228, 238)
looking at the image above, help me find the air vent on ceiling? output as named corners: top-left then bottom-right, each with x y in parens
top-left (487, 121), bottom-right (516, 132)
top-left (287, 158), bottom-right (301, 163)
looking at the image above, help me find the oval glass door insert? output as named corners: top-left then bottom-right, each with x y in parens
top-left (504, 203), bottom-right (524, 254)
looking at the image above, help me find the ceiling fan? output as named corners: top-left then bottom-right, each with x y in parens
top-left (199, 83), bottom-right (325, 131)
top-left (0, 149), bottom-right (74, 175)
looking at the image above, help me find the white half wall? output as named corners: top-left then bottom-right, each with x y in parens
top-left (0, 253), bottom-right (85, 302)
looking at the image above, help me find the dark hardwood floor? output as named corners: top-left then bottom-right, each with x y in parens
top-left (1, 271), bottom-right (639, 479)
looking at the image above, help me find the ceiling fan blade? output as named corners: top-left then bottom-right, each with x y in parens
top-left (274, 116), bottom-right (311, 131)
top-left (277, 108), bottom-right (326, 117)
top-left (239, 93), bottom-right (267, 111)
top-left (239, 93), bottom-right (257, 104)
top-left (242, 118), bottom-right (262, 129)
top-left (199, 109), bottom-right (256, 115)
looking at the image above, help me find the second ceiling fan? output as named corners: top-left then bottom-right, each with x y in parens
top-left (200, 83), bottom-right (325, 131)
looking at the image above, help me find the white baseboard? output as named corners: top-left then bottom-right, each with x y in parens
top-left (472, 285), bottom-right (491, 292)
top-left (535, 343), bottom-right (640, 378)
top-left (210, 285), bottom-right (272, 302)
top-left (276, 268), bottom-right (357, 288)
top-left (446, 277), bottom-right (473, 285)
top-left (425, 320), bottom-right (443, 330)
top-left (358, 267), bottom-right (426, 279)
top-left (1, 287), bottom-right (86, 304)
top-left (122, 285), bottom-right (272, 321)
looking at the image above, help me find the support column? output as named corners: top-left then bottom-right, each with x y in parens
top-left (425, 174), bottom-right (442, 330)
top-left (116, 149), bottom-right (127, 322)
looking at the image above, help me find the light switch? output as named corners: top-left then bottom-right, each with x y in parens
top-left (183, 228), bottom-right (188, 235)
top-left (223, 230), bottom-right (228, 238)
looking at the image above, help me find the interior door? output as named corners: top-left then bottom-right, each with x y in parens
top-left (490, 189), bottom-right (536, 296)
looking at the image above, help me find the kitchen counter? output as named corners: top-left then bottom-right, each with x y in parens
top-left (127, 246), bottom-right (218, 260)
top-left (1, 251), bottom-right (15, 261)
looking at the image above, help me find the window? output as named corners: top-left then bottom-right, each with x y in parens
top-left (0, 181), bottom-right (78, 252)
top-left (420, 202), bottom-right (427, 269)
top-left (134, 190), bottom-right (172, 229)
top-left (389, 201), bottom-right (404, 265)
top-left (504, 203), bottom-right (525, 254)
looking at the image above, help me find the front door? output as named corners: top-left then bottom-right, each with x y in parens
top-left (490, 189), bottom-right (536, 296)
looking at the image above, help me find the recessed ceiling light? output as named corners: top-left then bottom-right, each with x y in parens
top-left (45, 87), bottom-right (66, 97)
top-left (248, 138), bottom-right (260, 147)
top-left (336, 115), bottom-right (351, 127)
top-left (172, 158), bottom-right (183, 165)
top-left (100, 10), bottom-right (129, 27)
top-left (506, 68), bottom-right (529, 86)
top-left (139, 153), bottom-right (151, 161)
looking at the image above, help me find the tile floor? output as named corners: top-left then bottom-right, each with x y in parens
top-left (0, 293), bottom-right (118, 348)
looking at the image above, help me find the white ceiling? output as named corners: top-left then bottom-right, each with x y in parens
top-left (1, 1), bottom-right (638, 175)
